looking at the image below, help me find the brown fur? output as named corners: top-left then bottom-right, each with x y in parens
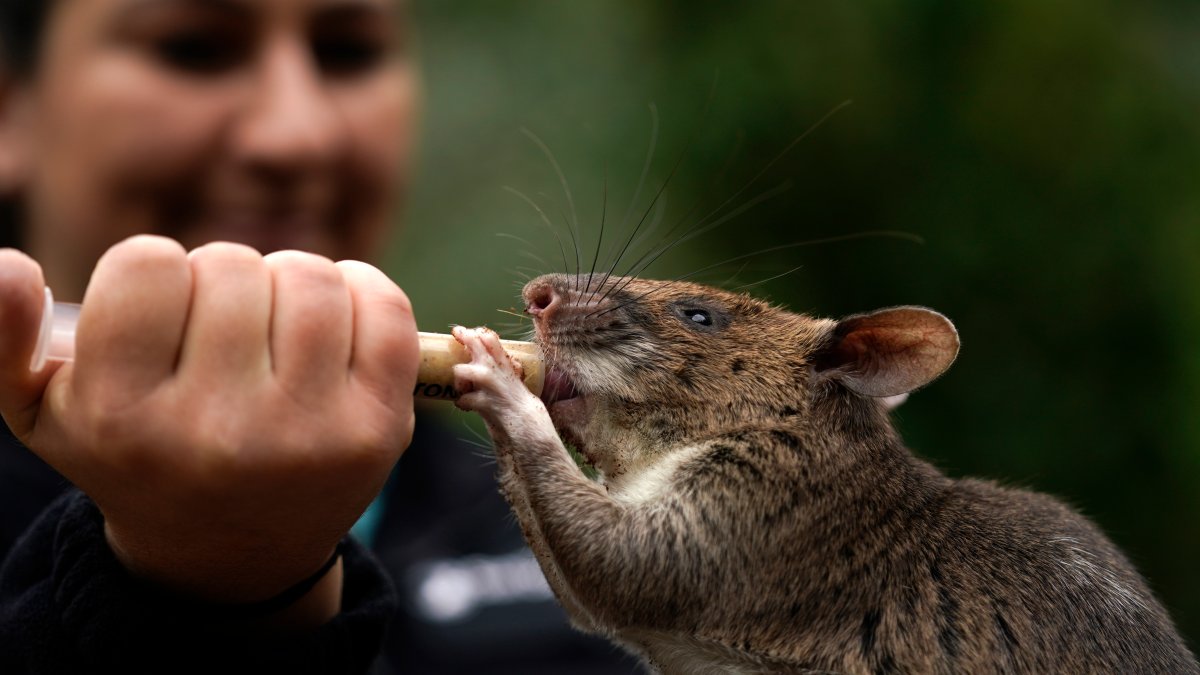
top-left (453, 273), bottom-right (1198, 674)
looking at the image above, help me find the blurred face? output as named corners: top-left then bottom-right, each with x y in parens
top-left (4, 0), bottom-right (417, 299)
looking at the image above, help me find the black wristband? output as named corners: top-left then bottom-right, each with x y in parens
top-left (199, 541), bottom-right (347, 620)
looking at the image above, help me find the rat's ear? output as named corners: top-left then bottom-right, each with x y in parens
top-left (813, 306), bottom-right (959, 398)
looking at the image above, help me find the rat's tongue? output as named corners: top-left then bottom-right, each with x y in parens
top-left (541, 366), bottom-right (592, 462)
top-left (541, 367), bottom-right (579, 404)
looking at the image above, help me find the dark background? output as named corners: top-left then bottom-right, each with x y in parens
top-left (395, 1), bottom-right (1200, 651)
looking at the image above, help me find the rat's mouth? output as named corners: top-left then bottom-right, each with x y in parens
top-left (540, 365), bottom-right (593, 460)
top-left (540, 366), bottom-right (579, 405)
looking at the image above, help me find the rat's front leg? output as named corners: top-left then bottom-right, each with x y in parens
top-left (451, 326), bottom-right (602, 632)
top-left (450, 326), bottom-right (556, 451)
top-left (453, 328), bottom-right (724, 645)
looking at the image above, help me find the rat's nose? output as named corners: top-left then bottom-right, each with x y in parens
top-left (525, 284), bottom-right (556, 317)
top-left (523, 276), bottom-right (566, 319)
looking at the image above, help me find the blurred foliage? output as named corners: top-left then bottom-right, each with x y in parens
top-left (394, 0), bottom-right (1200, 650)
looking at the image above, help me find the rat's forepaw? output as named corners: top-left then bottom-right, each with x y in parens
top-left (452, 326), bottom-right (539, 421)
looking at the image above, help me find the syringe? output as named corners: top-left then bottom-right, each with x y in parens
top-left (30, 288), bottom-right (544, 401)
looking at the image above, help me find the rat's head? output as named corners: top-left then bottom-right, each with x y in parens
top-left (523, 273), bottom-right (958, 477)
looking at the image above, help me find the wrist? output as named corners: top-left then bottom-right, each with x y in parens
top-left (103, 518), bottom-right (344, 616)
top-left (229, 553), bottom-right (345, 631)
top-left (202, 542), bottom-right (347, 627)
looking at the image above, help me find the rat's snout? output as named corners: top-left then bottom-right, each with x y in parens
top-left (523, 275), bottom-right (566, 320)
top-left (524, 273), bottom-right (623, 334)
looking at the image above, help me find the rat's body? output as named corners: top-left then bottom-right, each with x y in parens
top-left (451, 273), bottom-right (1197, 674)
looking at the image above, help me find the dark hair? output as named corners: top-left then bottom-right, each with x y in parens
top-left (0, 0), bottom-right (52, 78)
top-left (0, 0), bottom-right (51, 249)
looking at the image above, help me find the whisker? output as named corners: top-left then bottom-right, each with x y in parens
top-left (496, 232), bottom-right (551, 269)
top-left (522, 128), bottom-right (582, 289)
top-left (607, 100), bottom-right (851, 300)
top-left (624, 191), bottom-right (669, 256)
top-left (604, 180), bottom-right (792, 305)
top-left (517, 250), bottom-right (551, 268)
top-left (536, 191), bottom-right (583, 288)
top-left (597, 103), bottom-right (659, 293)
top-left (592, 230), bottom-right (921, 318)
top-left (456, 424), bottom-right (494, 453)
top-left (503, 186), bottom-right (570, 276)
top-left (596, 106), bottom-right (676, 300)
top-left (584, 167), bottom-right (608, 296)
top-left (594, 82), bottom-right (721, 307)
top-left (515, 265), bottom-right (543, 275)
top-left (557, 203), bottom-right (583, 286)
top-left (496, 308), bottom-right (532, 321)
top-left (730, 263), bottom-right (807, 292)
top-left (718, 260), bottom-right (752, 288)
top-left (494, 325), bottom-right (531, 339)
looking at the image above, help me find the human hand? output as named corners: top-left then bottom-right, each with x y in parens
top-left (0, 236), bottom-right (417, 616)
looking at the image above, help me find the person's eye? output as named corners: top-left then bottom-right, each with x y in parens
top-left (154, 30), bottom-right (246, 75)
top-left (313, 35), bottom-right (388, 77)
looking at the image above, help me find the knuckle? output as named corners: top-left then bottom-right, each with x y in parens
top-left (265, 249), bottom-right (336, 272)
top-left (379, 286), bottom-right (414, 321)
top-left (81, 403), bottom-right (136, 446)
top-left (268, 251), bottom-right (344, 293)
top-left (338, 261), bottom-right (412, 317)
top-left (0, 248), bottom-right (41, 284)
top-left (466, 364), bottom-right (493, 381)
top-left (99, 235), bottom-right (188, 277)
top-left (188, 241), bottom-right (264, 269)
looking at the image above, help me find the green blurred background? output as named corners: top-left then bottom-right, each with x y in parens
top-left (393, 0), bottom-right (1200, 650)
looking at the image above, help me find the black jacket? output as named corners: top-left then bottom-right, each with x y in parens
top-left (0, 414), bottom-right (634, 674)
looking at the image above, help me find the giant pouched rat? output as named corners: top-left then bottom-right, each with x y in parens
top-left (450, 272), bottom-right (1198, 674)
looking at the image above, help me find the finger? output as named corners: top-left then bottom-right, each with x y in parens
top-left (478, 328), bottom-right (522, 379)
top-left (74, 235), bottom-right (191, 397)
top-left (452, 326), bottom-right (495, 366)
top-left (455, 390), bottom-right (487, 412)
top-left (0, 248), bottom-right (56, 420)
top-left (264, 251), bottom-right (351, 392)
top-left (451, 361), bottom-right (477, 396)
top-left (178, 242), bottom-right (271, 382)
top-left (453, 362), bottom-right (491, 393)
top-left (336, 260), bottom-right (417, 406)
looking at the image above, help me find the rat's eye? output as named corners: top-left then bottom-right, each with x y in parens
top-left (672, 303), bottom-right (723, 332)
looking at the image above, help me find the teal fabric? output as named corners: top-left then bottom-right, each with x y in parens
top-left (350, 488), bottom-right (389, 547)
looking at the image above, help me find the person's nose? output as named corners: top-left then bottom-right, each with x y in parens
top-left (232, 37), bottom-right (343, 174)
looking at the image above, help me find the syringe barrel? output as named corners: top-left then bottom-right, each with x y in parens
top-left (414, 331), bottom-right (544, 401)
top-left (31, 288), bottom-right (79, 372)
top-left (29, 289), bottom-right (543, 402)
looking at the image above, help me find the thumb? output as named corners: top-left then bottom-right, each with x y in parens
top-left (0, 248), bottom-right (60, 435)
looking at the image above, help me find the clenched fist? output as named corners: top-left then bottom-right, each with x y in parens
top-left (0, 235), bottom-right (418, 619)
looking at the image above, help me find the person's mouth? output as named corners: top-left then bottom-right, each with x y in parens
top-left (174, 204), bottom-right (332, 253)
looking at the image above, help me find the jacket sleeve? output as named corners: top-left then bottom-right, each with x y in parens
top-left (0, 489), bottom-right (396, 675)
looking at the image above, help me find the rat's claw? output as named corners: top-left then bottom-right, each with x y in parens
top-left (451, 327), bottom-right (534, 420)
top-left (454, 326), bottom-right (522, 379)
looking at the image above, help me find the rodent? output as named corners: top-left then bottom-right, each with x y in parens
top-left (450, 272), bottom-right (1198, 674)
